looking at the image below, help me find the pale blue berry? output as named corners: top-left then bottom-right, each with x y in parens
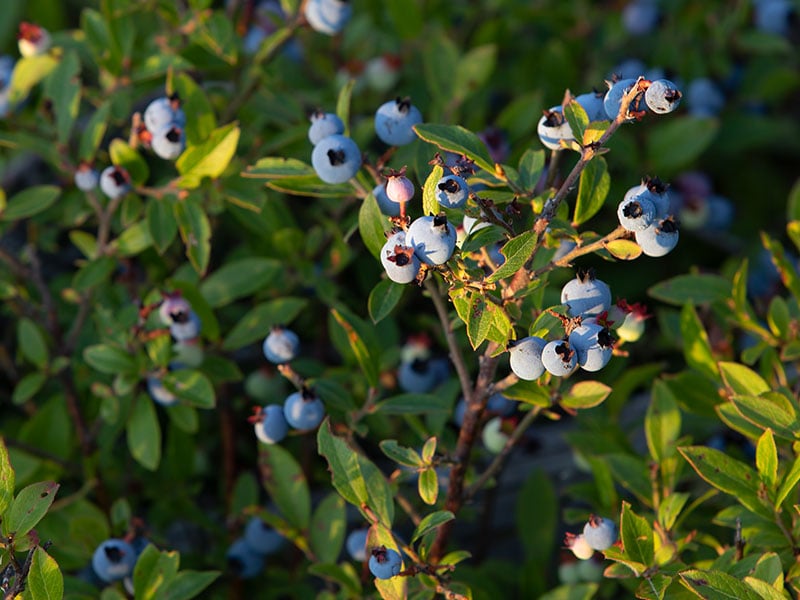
top-left (244, 517), bottom-right (283, 555)
top-left (304, 0), bottom-right (352, 35)
top-left (346, 528), bottom-right (369, 561)
top-left (283, 389), bottom-right (325, 430)
top-left (583, 516), bottom-right (618, 551)
top-left (308, 111), bottom-right (345, 145)
top-left (368, 546), bottom-right (402, 579)
top-left (603, 78), bottom-right (639, 120)
top-left (92, 539), bottom-right (137, 583)
top-left (560, 269), bottom-right (612, 319)
top-left (253, 404), bottom-right (289, 444)
top-left (635, 216), bottom-right (679, 257)
top-left (74, 163), bottom-right (99, 191)
top-left (373, 183), bottom-right (401, 216)
top-left (508, 336), bottom-right (548, 381)
top-left (381, 231), bottom-right (421, 284)
top-left (226, 537), bottom-right (265, 579)
top-left (537, 106), bottom-right (575, 150)
top-left (541, 340), bottom-right (578, 377)
top-left (617, 195), bottom-right (656, 231)
top-left (151, 125), bottom-right (185, 160)
top-left (311, 134), bottom-right (361, 183)
top-left (99, 166), bottom-right (131, 199)
top-left (375, 97), bottom-right (422, 146)
top-left (645, 79), bottom-right (682, 114)
top-left (406, 214), bottom-right (457, 266)
top-left (435, 174), bottom-right (470, 209)
top-left (262, 326), bottom-right (300, 364)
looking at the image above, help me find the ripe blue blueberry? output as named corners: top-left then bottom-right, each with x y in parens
top-left (508, 336), bottom-right (548, 381)
top-left (622, 0), bottom-right (660, 36)
top-left (253, 404), bottom-right (289, 444)
top-left (635, 216), bottom-right (679, 257)
top-left (226, 537), bottom-right (265, 579)
top-left (603, 78), bottom-right (640, 120)
top-left (373, 182), bottom-right (400, 216)
top-left (407, 214), bottom-right (457, 266)
top-left (536, 106), bottom-right (575, 150)
top-left (346, 528), bottom-right (369, 561)
top-left (262, 326), bottom-right (300, 364)
top-left (303, 0), bottom-right (352, 36)
top-left (435, 174), bottom-right (470, 209)
top-left (381, 231), bottom-right (421, 284)
top-left (244, 517), bottom-right (284, 555)
top-left (685, 77), bottom-right (725, 117)
top-left (575, 91), bottom-right (609, 122)
top-left (625, 176), bottom-right (670, 218)
top-left (583, 516), bottom-right (618, 551)
top-left (92, 539), bottom-right (137, 583)
top-left (645, 79), bottom-right (682, 114)
top-left (151, 125), bottom-right (185, 160)
top-left (168, 310), bottom-right (201, 342)
top-left (74, 162), bottom-right (99, 191)
top-left (617, 195), bottom-right (656, 231)
top-left (754, 0), bottom-right (795, 36)
top-left (99, 165), bottom-right (131, 199)
top-left (311, 134), bottom-right (361, 183)
top-left (143, 95), bottom-right (186, 133)
top-left (283, 388), bottom-right (325, 430)
top-left (398, 357), bottom-right (448, 393)
top-left (560, 268), bottom-right (612, 319)
top-left (541, 340), bottom-right (578, 377)
top-left (308, 111), bottom-right (345, 145)
top-left (147, 375), bottom-right (178, 406)
top-left (368, 545), bottom-right (402, 579)
top-left (375, 97), bottom-right (423, 146)
top-left (569, 322), bottom-right (614, 372)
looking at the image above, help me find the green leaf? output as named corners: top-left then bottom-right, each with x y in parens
top-left (755, 429), bottom-right (778, 488)
top-left (648, 274), bottom-right (731, 305)
top-left (2, 481), bottom-right (59, 537)
top-left (310, 493), bottom-right (346, 564)
top-left (762, 232), bottom-right (800, 300)
top-left (0, 438), bottom-right (16, 515)
top-left (12, 372), bottom-right (46, 405)
top-left (560, 380), bottom-right (611, 409)
top-left (176, 123), bottom-right (240, 188)
top-left (647, 117), bottom-right (720, 172)
top-left (109, 138), bottom-right (149, 186)
top-left (222, 297), bottom-right (308, 351)
top-left (516, 469), bottom-right (557, 564)
top-left (413, 123), bottom-right (495, 173)
top-left (0, 185), bottom-right (60, 221)
top-left (645, 381), bottom-right (681, 462)
top-left (376, 394), bottom-right (451, 415)
top-left (422, 165), bottom-right (444, 216)
top-left (486, 231), bottom-right (536, 283)
top-left (788, 177), bottom-right (800, 223)
top-left (657, 492), bottom-right (689, 531)
top-left (7, 54), bottom-right (59, 106)
top-left (418, 468), bottom-right (438, 505)
top-left (503, 379), bottom-right (552, 407)
top-left (538, 584), bottom-right (599, 600)
top-left (83, 344), bottom-right (136, 375)
top-left (330, 308), bottom-right (379, 387)
top-left (44, 50), bottom-right (81, 145)
top-left (72, 256), bottom-right (117, 291)
top-left (146, 197), bottom-right (178, 254)
top-left (678, 446), bottom-right (769, 518)
top-left (718, 362), bottom-right (770, 396)
top-left (199, 258), bottom-right (281, 308)
top-left (174, 196), bottom-right (211, 275)
top-left (244, 156), bottom-right (317, 179)
top-left (368, 279), bottom-right (404, 324)
top-left (17, 318), bottom-right (49, 369)
top-left (79, 101), bottom-right (111, 161)
top-left (359, 192), bottom-right (391, 260)
top-left (573, 156), bottom-right (609, 226)
top-left (132, 545), bottom-right (179, 600)
top-left (605, 454), bottom-right (652, 506)
top-left (161, 570), bottom-right (220, 600)
top-left (164, 370), bottom-right (216, 409)
top-left (258, 443), bottom-right (311, 530)
top-left (115, 221), bottom-right (153, 256)
top-left (620, 501), bottom-right (654, 569)
top-left (776, 455), bottom-right (800, 506)
top-left (729, 393), bottom-right (799, 441)
top-left (453, 44), bottom-right (497, 104)
top-left (379, 440), bottom-right (423, 468)
top-left (174, 72), bottom-right (217, 145)
top-left (410, 511), bottom-right (454, 544)
top-left (517, 148), bottom-right (545, 191)
top-left (465, 293), bottom-right (493, 349)
top-left (679, 569), bottom-right (762, 600)
top-left (563, 98), bottom-right (589, 145)
top-left (421, 437), bottom-right (436, 463)
top-left (307, 563), bottom-right (362, 597)
top-left (335, 78), bottom-right (356, 135)
top-left (127, 396), bottom-right (161, 471)
top-left (680, 303), bottom-right (719, 380)
top-left (26, 546), bottom-right (63, 600)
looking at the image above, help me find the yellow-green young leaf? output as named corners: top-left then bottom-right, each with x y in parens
top-left (718, 362), bottom-right (770, 396)
top-left (421, 437), bottom-right (437, 463)
top-left (329, 308), bottom-right (380, 387)
top-left (0, 438), bottom-right (15, 515)
top-left (411, 510), bottom-right (454, 544)
top-left (776, 455), bottom-right (800, 506)
top-left (487, 231), bottom-right (536, 283)
top-left (657, 492), bottom-right (689, 532)
top-left (789, 221), bottom-right (800, 255)
top-left (680, 303), bottom-right (719, 380)
top-left (620, 501), bottom-right (654, 568)
top-left (583, 120), bottom-right (610, 145)
top-left (645, 381), bottom-right (681, 462)
top-left (17, 317), bottom-right (49, 369)
top-left (413, 123), bottom-right (494, 173)
top-left (379, 440), bottom-right (424, 468)
top-left (756, 429), bottom-right (778, 488)
top-left (310, 493), bottom-right (346, 564)
top-left (335, 78), bottom-right (356, 136)
top-left (422, 165), bottom-right (444, 216)
top-left (7, 54), bottom-right (59, 105)
top-left (0, 185), bottom-right (60, 221)
top-left (466, 293), bottom-right (493, 349)
top-left (26, 546), bottom-right (63, 600)
top-left (762, 232), bottom-right (800, 301)
top-left (752, 552), bottom-right (784, 590)
top-left (174, 196), bottom-right (211, 275)
top-left (259, 443), bottom-right (311, 530)
top-left (744, 577), bottom-right (786, 600)
top-left (132, 545), bottom-right (179, 600)
top-left (573, 156), bottom-right (609, 226)
top-left (679, 569), bottom-right (762, 600)
top-left (109, 138), bottom-right (149, 185)
top-left (561, 380), bottom-right (611, 409)
top-left (176, 123), bottom-right (240, 188)
top-left (2, 481), bottom-right (59, 537)
top-left (126, 396), bottom-right (161, 471)
top-left (418, 468), bottom-right (438, 505)
top-left (164, 370), bottom-right (215, 409)
top-left (605, 239), bottom-right (642, 260)
top-left (729, 393), bottom-right (798, 441)
top-left (563, 97), bottom-right (589, 144)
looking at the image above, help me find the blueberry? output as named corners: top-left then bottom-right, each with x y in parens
top-left (74, 163), bottom-right (99, 191)
top-left (373, 182), bottom-right (401, 216)
top-left (705, 195), bottom-right (734, 231)
top-left (147, 375), bottom-right (178, 406)
top-left (435, 174), bottom-right (470, 209)
top-left (564, 532), bottom-right (595, 560)
top-left (368, 545), bottom-right (402, 579)
top-left (575, 90), bottom-right (609, 122)
top-left (308, 111), bottom-right (345, 145)
top-left (397, 358), bottom-right (441, 393)
top-left (262, 326), bottom-right (300, 364)
top-left (226, 537), bottom-right (265, 579)
top-left (380, 231), bottom-right (421, 284)
top-left (536, 106), bottom-right (575, 150)
top-left (0, 56), bottom-right (14, 118)
top-left (583, 516), bottom-right (618, 551)
top-left (311, 134), bottom-right (361, 183)
top-left (560, 268), bottom-right (612, 319)
top-left (406, 214), bottom-right (457, 266)
top-left (508, 336), bottom-right (548, 381)
top-left (635, 216), bottom-right (679, 257)
top-left (487, 392), bottom-right (515, 416)
top-left (303, 0), bottom-right (352, 36)
top-left (169, 310), bottom-right (202, 341)
top-left (345, 528), bottom-right (369, 561)
top-left (481, 416), bottom-right (510, 454)
top-left (151, 125), bottom-right (185, 160)
top-left (99, 166), bottom-right (131, 199)
top-left (385, 171), bottom-right (416, 204)
top-left (617, 194), bottom-right (656, 231)
top-left (569, 322), bottom-right (614, 372)
top-left (686, 77), bottom-right (725, 117)
top-left (622, 0), bottom-right (660, 36)
top-left (17, 22), bottom-right (51, 58)
top-left (92, 539), bottom-right (138, 583)
top-left (244, 517), bottom-right (283, 555)
top-left (143, 95), bottom-right (186, 133)
top-left (603, 78), bottom-right (640, 120)
top-left (627, 176), bottom-right (671, 218)
top-left (159, 294), bottom-right (191, 324)
top-left (253, 404), bottom-right (289, 444)
top-left (541, 340), bottom-right (578, 377)
top-left (375, 97), bottom-right (423, 146)
top-left (645, 79), bottom-right (682, 114)
top-left (754, 0), bottom-right (795, 36)
top-left (283, 388), bottom-right (325, 430)
top-left (452, 398), bottom-right (467, 427)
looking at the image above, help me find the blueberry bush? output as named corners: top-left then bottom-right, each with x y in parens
top-left (1, 1), bottom-right (799, 599)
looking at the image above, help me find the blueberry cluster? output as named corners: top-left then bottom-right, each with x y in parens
top-left (142, 95), bottom-right (187, 160)
top-left (380, 212), bottom-right (458, 284)
top-left (618, 177), bottom-right (680, 257)
top-left (226, 516), bottom-right (284, 579)
top-left (564, 515), bottom-right (618, 560)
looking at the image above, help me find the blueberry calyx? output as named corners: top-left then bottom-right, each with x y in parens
top-left (555, 342), bottom-right (573, 362)
top-left (644, 175), bottom-right (667, 194)
top-left (432, 213), bottom-right (448, 228)
top-left (623, 201), bottom-right (644, 219)
top-left (597, 328), bottom-right (614, 348)
top-left (660, 217), bottom-right (679, 233)
top-left (327, 148), bottom-right (347, 166)
top-left (166, 127), bottom-right (182, 142)
top-left (111, 168), bottom-right (128, 185)
top-left (372, 545), bottom-right (389, 563)
top-left (438, 178), bottom-right (460, 194)
top-left (395, 96), bottom-right (412, 114)
top-left (575, 266), bottom-right (596, 283)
